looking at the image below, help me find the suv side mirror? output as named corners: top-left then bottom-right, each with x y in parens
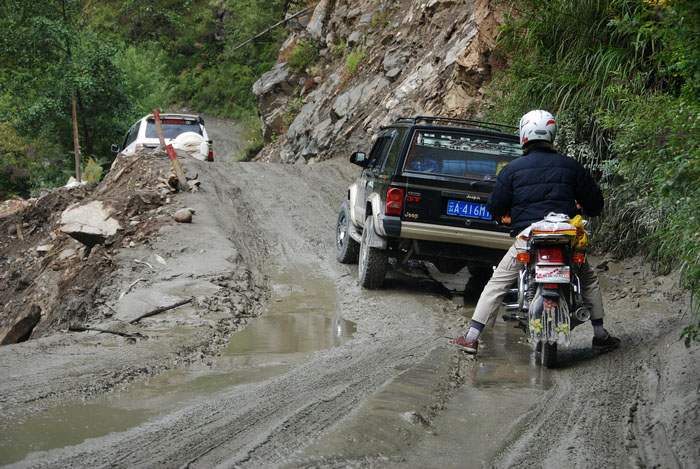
top-left (111, 144), bottom-right (120, 153)
top-left (350, 151), bottom-right (368, 167)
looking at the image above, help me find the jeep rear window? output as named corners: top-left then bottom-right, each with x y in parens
top-left (402, 130), bottom-right (521, 180)
top-left (145, 119), bottom-right (202, 139)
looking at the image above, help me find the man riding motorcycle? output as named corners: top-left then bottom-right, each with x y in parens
top-left (449, 110), bottom-right (621, 355)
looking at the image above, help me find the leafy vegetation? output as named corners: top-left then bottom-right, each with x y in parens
top-left (287, 39), bottom-right (319, 73)
top-left (0, 0), bottom-right (289, 198)
top-left (486, 0), bottom-right (700, 340)
top-left (370, 10), bottom-right (389, 29)
top-left (0, 122), bottom-right (67, 197)
top-left (281, 96), bottom-right (304, 130)
top-left (0, 0), bottom-right (133, 196)
top-left (331, 38), bottom-right (347, 58)
top-left (345, 49), bottom-right (366, 76)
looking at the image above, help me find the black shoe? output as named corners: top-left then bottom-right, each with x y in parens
top-left (592, 332), bottom-right (620, 351)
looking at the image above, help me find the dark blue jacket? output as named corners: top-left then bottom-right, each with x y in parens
top-left (487, 148), bottom-right (604, 233)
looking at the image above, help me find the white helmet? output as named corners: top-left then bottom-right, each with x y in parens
top-left (519, 110), bottom-right (556, 148)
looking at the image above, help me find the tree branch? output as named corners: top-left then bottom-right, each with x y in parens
top-left (229, 4), bottom-right (316, 53)
top-left (128, 298), bottom-right (193, 324)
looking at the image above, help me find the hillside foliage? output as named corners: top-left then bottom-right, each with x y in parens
top-left (0, 0), bottom-right (287, 199)
top-left (486, 0), bottom-right (700, 338)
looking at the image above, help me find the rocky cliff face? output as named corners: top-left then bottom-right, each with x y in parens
top-left (254, 0), bottom-right (509, 163)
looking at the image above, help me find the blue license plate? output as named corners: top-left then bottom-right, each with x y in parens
top-left (446, 200), bottom-right (492, 220)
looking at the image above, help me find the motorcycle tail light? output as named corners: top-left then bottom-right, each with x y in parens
top-left (386, 187), bottom-right (404, 216)
top-left (543, 283), bottom-right (559, 290)
top-left (207, 148), bottom-right (214, 161)
top-left (537, 247), bottom-right (564, 264)
top-left (516, 251), bottom-right (530, 263)
top-left (573, 252), bottom-right (586, 264)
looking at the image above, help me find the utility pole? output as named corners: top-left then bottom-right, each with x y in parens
top-left (71, 88), bottom-right (81, 181)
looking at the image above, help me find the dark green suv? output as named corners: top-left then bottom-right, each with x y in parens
top-left (334, 116), bottom-right (522, 289)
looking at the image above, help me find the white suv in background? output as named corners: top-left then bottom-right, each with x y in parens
top-left (112, 113), bottom-right (214, 161)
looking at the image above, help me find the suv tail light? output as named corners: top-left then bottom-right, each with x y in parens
top-left (135, 143), bottom-right (144, 153)
top-left (386, 187), bottom-right (404, 216)
top-left (536, 247), bottom-right (564, 264)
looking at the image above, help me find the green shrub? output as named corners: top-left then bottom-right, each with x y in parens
top-left (236, 111), bottom-right (265, 162)
top-left (488, 0), bottom-right (659, 163)
top-left (370, 11), bottom-right (389, 29)
top-left (281, 96), bottom-right (304, 129)
top-left (345, 49), bottom-right (366, 75)
top-left (114, 44), bottom-right (173, 119)
top-left (331, 38), bottom-right (346, 58)
top-left (484, 0), bottom-right (700, 341)
top-left (597, 95), bottom-right (700, 333)
top-left (0, 122), bottom-right (69, 199)
top-left (288, 39), bottom-right (318, 73)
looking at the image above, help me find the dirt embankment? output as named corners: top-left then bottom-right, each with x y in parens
top-left (0, 154), bottom-right (170, 342)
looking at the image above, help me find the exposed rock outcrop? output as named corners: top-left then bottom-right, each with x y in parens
top-left (254, 0), bottom-right (508, 164)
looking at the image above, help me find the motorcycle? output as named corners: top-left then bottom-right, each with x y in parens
top-left (505, 214), bottom-right (591, 368)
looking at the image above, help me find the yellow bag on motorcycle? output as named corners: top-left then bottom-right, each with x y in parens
top-left (568, 215), bottom-right (589, 249)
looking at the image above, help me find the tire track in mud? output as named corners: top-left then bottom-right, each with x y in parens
top-left (492, 305), bottom-right (698, 468)
top-left (19, 158), bottom-right (463, 468)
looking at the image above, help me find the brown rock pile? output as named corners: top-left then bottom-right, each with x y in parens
top-left (0, 150), bottom-right (194, 344)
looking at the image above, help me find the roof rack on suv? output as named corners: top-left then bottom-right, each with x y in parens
top-left (397, 116), bottom-right (518, 134)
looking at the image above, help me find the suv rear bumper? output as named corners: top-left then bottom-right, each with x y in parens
top-left (382, 218), bottom-right (514, 251)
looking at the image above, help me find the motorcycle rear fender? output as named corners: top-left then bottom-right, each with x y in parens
top-left (541, 285), bottom-right (560, 298)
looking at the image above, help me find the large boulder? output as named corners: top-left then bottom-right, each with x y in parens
top-left (332, 76), bottom-right (390, 120)
top-left (0, 304), bottom-right (41, 345)
top-left (60, 200), bottom-right (121, 248)
top-left (306, 0), bottom-right (329, 40)
top-left (253, 63), bottom-right (296, 141)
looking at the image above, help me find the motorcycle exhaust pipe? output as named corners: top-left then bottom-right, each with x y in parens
top-left (574, 307), bottom-right (591, 322)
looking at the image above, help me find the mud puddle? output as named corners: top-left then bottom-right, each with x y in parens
top-left (292, 296), bottom-right (550, 467)
top-left (0, 268), bottom-right (355, 466)
top-left (401, 316), bottom-right (551, 468)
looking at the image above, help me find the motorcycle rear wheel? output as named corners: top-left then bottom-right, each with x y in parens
top-left (541, 342), bottom-right (557, 368)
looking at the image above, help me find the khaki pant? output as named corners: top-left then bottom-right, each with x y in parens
top-left (471, 238), bottom-right (604, 327)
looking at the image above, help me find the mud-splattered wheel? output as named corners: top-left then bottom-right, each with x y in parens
top-left (358, 215), bottom-right (388, 289)
top-left (541, 341), bottom-right (557, 368)
top-left (335, 202), bottom-right (360, 264)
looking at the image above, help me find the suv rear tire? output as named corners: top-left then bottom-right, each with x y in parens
top-left (358, 216), bottom-right (388, 289)
top-left (335, 202), bottom-right (360, 264)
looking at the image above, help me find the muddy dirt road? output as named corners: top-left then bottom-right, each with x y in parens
top-left (1, 117), bottom-right (698, 468)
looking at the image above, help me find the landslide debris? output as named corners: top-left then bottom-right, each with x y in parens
top-left (0, 150), bottom-right (191, 344)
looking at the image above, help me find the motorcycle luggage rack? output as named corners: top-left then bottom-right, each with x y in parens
top-left (397, 116), bottom-right (518, 134)
top-left (530, 233), bottom-right (574, 243)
